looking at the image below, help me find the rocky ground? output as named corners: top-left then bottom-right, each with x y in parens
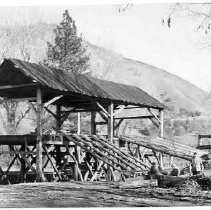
top-left (0, 181), bottom-right (211, 207)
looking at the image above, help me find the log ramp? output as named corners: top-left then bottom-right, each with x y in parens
top-left (0, 134), bottom-right (208, 184)
top-left (63, 134), bottom-right (149, 180)
top-left (120, 135), bottom-right (207, 161)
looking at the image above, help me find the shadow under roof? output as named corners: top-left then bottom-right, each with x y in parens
top-left (0, 58), bottom-right (164, 110)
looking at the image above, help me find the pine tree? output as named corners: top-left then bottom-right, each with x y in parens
top-left (46, 9), bottom-right (89, 73)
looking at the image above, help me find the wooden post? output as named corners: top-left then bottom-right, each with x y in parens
top-left (159, 109), bottom-right (164, 138)
top-left (77, 112), bottom-right (81, 135)
top-left (36, 87), bottom-right (45, 182)
top-left (56, 104), bottom-right (61, 132)
top-left (91, 111), bottom-right (96, 135)
top-left (159, 109), bottom-right (164, 168)
top-left (107, 102), bottom-right (114, 181)
top-left (74, 112), bottom-right (82, 181)
top-left (169, 156), bottom-right (174, 166)
top-left (108, 103), bottom-right (114, 143)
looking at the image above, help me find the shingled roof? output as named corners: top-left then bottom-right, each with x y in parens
top-left (0, 58), bottom-right (164, 110)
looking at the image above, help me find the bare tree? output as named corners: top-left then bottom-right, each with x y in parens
top-left (166, 3), bottom-right (211, 49)
top-left (0, 26), bottom-right (38, 134)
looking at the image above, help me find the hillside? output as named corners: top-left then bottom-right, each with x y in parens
top-left (86, 41), bottom-right (209, 113)
top-left (0, 22), bottom-right (209, 113)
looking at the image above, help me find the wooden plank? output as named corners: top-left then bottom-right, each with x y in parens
top-left (114, 116), bottom-right (155, 120)
top-left (4, 97), bottom-right (36, 102)
top-left (0, 83), bottom-right (37, 90)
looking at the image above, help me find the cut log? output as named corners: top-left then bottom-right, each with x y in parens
top-left (63, 134), bottom-right (122, 173)
top-left (96, 136), bottom-right (149, 169)
top-left (120, 135), bottom-right (207, 161)
top-left (82, 135), bottom-right (143, 171)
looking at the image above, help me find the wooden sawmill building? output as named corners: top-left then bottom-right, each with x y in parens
top-left (0, 58), bottom-right (203, 184)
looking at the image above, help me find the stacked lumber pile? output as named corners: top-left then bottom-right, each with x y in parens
top-left (63, 134), bottom-right (149, 177)
top-left (120, 135), bottom-right (208, 161)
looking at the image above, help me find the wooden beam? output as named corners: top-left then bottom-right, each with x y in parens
top-left (28, 101), bottom-right (37, 115)
top-left (77, 112), bottom-right (81, 135)
top-left (113, 105), bottom-right (126, 117)
top-left (95, 121), bottom-right (107, 125)
top-left (36, 87), bottom-right (45, 182)
top-left (114, 115), bottom-right (155, 120)
top-left (96, 102), bottom-right (110, 117)
top-left (107, 102), bottom-right (114, 181)
top-left (159, 109), bottom-right (164, 168)
top-left (108, 103), bottom-right (114, 143)
top-left (4, 97), bottom-right (36, 102)
top-left (42, 145), bottom-right (62, 181)
top-left (0, 83), bottom-right (37, 90)
top-left (44, 95), bottom-right (63, 107)
top-left (91, 111), bottom-right (96, 135)
top-left (56, 104), bottom-right (61, 132)
top-left (114, 119), bottom-right (124, 130)
top-left (98, 111), bottom-right (108, 122)
top-left (159, 110), bottom-right (164, 138)
top-left (44, 107), bottom-right (57, 119)
top-left (147, 108), bottom-right (161, 124)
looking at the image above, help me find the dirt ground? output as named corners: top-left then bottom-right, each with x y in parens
top-left (0, 181), bottom-right (211, 207)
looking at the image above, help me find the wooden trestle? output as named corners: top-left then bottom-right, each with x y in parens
top-left (0, 133), bottom-right (207, 184)
top-left (0, 134), bottom-right (150, 184)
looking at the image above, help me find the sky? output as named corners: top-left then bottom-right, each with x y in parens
top-left (0, 1), bottom-right (211, 91)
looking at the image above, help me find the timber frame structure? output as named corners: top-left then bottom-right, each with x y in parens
top-left (0, 58), bottom-right (185, 183)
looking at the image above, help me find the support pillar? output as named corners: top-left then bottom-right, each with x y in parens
top-left (91, 111), bottom-right (96, 135)
top-left (77, 112), bottom-right (81, 135)
top-left (74, 112), bottom-right (82, 181)
top-left (159, 109), bottom-right (164, 138)
top-left (56, 104), bottom-right (61, 132)
top-left (107, 102), bottom-right (114, 181)
top-left (159, 109), bottom-right (164, 168)
top-left (36, 87), bottom-right (45, 182)
top-left (108, 103), bottom-right (114, 143)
